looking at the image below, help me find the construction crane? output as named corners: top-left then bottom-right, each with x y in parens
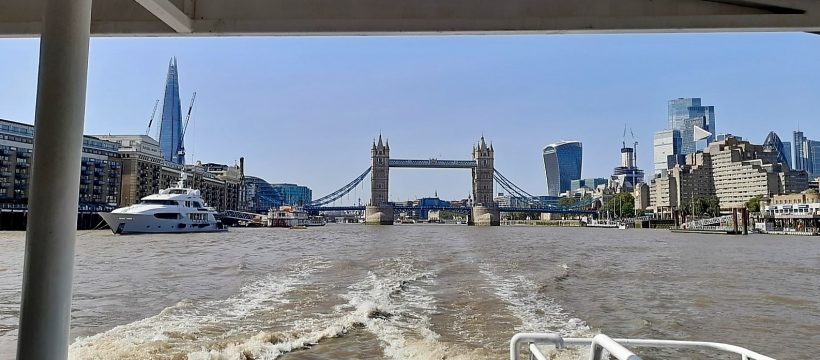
top-left (144, 99), bottom-right (159, 136)
top-left (176, 92), bottom-right (196, 164)
top-left (622, 124), bottom-right (639, 166)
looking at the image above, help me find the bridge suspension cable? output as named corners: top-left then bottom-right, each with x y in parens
top-left (493, 169), bottom-right (593, 210)
top-left (308, 167), bottom-right (372, 207)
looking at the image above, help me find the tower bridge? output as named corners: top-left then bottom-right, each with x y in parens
top-left (304, 135), bottom-right (595, 226)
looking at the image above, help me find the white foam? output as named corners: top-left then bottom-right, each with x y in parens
top-left (479, 265), bottom-right (590, 336)
top-left (190, 258), bottom-right (493, 360)
top-left (68, 257), bottom-right (330, 359)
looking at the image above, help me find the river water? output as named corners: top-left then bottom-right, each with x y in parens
top-left (0, 226), bottom-right (817, 359)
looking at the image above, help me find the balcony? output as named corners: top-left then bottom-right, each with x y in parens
top-left (80, 177), bottom-right (91, 184)
top-left (15, 163), bottom-right (30, 168)
top-left (17, 152), bottom-right (31, 158)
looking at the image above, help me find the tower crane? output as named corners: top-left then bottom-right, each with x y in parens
top-left (176, 91), bottom-right (196, 164)
top-left (144, 99), bottom-right (159, 136)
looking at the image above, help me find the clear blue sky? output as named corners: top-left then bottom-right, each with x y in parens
top-left (1, 33), bottom-right (818, 203)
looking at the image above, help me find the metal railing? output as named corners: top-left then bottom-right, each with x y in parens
top-left (680, 214), bottom-right (733, 229)
top-left (510, 333), bottom-right (776, 360)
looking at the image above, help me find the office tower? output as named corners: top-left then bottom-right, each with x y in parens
top-left (668, 98), bottom-right (716, 154)
top-left (543, 141), bottom-right (582, 196)
top-left (653, 129), bottom-right (682, 174)
top-left (159, 57), bottom-right (184, 164)
top-left (809, 140), bottom-right (820, 178)
top-left (762, 131), bottom-right (792, 168)
top-left (611, 145), bottom-right (645, 192)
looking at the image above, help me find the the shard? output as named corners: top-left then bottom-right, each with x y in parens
top-left (159, 57), bottom-right (184, 164)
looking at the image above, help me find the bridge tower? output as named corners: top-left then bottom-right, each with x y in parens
top-left (471, 136), bottom-right (500, 226)
top-left (365, 135), bottom-right (394, 224)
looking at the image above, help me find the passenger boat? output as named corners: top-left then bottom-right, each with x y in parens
top-left (306, 216), bottom-right (327, 227)
top-left (99, 175), bottom-right (225, 234)
top-left (268, 206), bottom-right (309, 227)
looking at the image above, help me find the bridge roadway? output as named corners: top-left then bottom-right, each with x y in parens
top-left (305, 205), bottom-right (595, 215)
top-left (388, 159), bottom-right (476, 169)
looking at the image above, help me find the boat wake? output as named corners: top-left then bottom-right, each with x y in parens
top-left (478, 264), bottom-right (590, 335)
top-left (68, 257), bottom-right (331, 359)
top-left (189, 258), bottom-right (494, 360)
top-left (69, 256), bottom-right (498, 360)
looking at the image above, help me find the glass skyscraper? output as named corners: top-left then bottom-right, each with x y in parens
top-left (792, 131), bottom-right (820, 178)
top-left (809, 140), bottom-right (820, 178)
top-left (667, 98), bottom-right (716, 154)
top-left (159, 57), bottom-right (184, 165)
top-left (782, 141), bottom-right (792, 169)
top-left (794, 131), bottom-right (806, 171)
top-left (543, 141), bottom-right (582, 196)
top-left (762, 131), bottom-right (792, 168)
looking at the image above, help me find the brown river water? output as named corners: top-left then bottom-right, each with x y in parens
top-left (0, 226), bottom-right (817, 359)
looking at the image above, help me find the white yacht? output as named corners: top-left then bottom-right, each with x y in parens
top-left (99, 175), bottom-right (225, 234)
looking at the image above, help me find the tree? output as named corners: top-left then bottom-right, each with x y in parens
top-left (559, 197), bottom-right (578, 207)
top-left (603, 192), bottom-right (634, 218)
top-left (681, 196), bottom-right (721, 217)
top-left (746, 195), bottom-right (763, 213)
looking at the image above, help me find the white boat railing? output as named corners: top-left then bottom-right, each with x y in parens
top-left (510, 333), bottom-right (776, 360)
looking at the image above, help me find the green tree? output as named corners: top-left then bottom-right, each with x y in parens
top-left (681, 196), bottom-right (721, 217)
top-left (603, 192), bottom-right (635, 218)
top-left (508, 212), bottom-right (530, 220)
top-left (746, 195), bottom-right (763, 213)
top-left (558, 197), bottom-right (578, 207)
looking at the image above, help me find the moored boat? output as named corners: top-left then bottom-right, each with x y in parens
top-left (99, 174), bottom-right (225, 234)
top-left (268, 206), bottom-right (309, 227)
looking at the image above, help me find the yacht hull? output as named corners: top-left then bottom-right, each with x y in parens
top-left (99, 212), bottom-right (225, 234)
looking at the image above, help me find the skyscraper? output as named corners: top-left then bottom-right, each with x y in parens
top-left (809, 140), bottom-right (820, 178)
top-left (543, 141), bottom-right (582, 196)
top-left (794, 131), bottom-right (806, 171)
top-left (668, 98), bottom-right (716, 154)
top-left (611, 145), bottom-right (645, 192)
top-left (653, 129), bottom-right (682, 174)
top-left (159, 57), bottom-right (184, 165)
top-left (782, 141), bottom-right (792, 169)
top-left (762, 131), bottom-right (792, 169)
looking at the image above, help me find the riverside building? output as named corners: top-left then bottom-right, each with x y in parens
top-left (648, 136), bottom-right (807, 213)
top-left (96, 134), bottom-right (243, 211)
top-left (244, 176), bottom-right (313, 213)
top-left (0, 119), bottom-right (122, 210)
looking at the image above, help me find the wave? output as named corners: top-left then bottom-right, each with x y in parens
top-left (189, 258), bottom-right (495, 360)
top-left (478, 263), bottom-right (592, 360)
top-left (67, 257), bottom-right (330, 360)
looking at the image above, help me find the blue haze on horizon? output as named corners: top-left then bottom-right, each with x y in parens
top-left (1, 33), bottom-right (818, 203)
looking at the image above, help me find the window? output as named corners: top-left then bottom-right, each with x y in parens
top-left (140, 199), bottom-right (178, 205)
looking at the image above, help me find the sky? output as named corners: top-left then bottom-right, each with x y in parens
top-left (1, 33), bottom-right (819, 204)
